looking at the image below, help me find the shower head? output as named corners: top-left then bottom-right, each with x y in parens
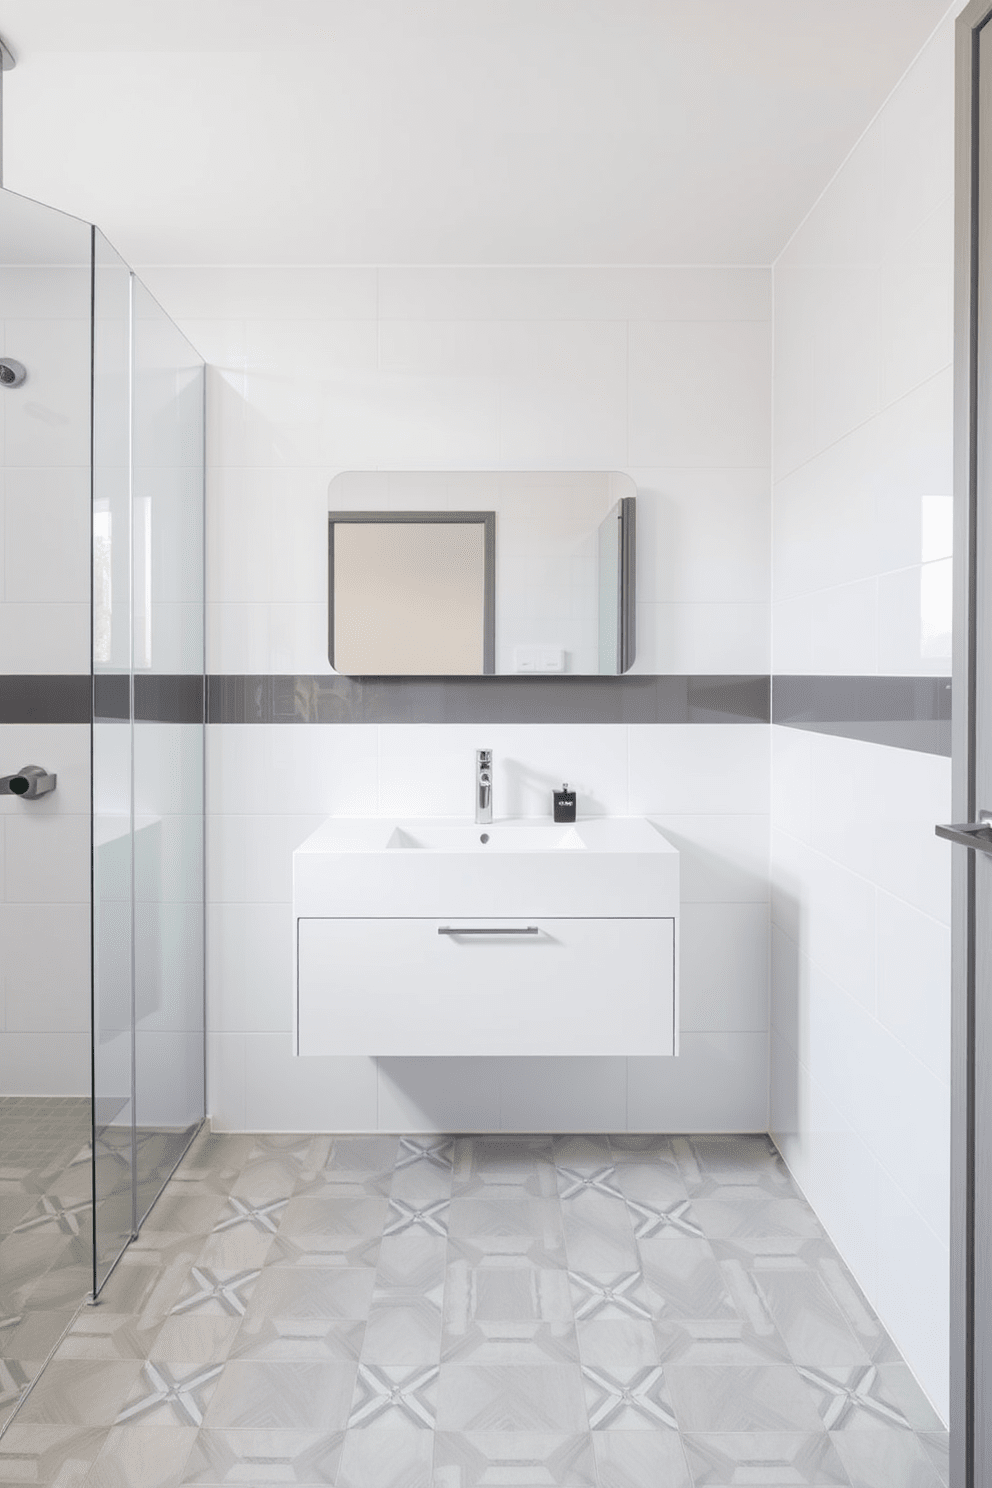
top-left (0, 359), bottom-right (26, 388)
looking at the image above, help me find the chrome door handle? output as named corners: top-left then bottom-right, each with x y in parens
top-left (438, 926), bottom-right (539, 936)
top-left (936, 811), bottom-right (992, 852)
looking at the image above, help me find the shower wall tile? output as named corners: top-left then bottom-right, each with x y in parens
top-left (770, 13), bottom-right (955, 1423)
top-left (0, 1030), bottom-right (90, 1095)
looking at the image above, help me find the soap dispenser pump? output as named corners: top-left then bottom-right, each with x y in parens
top-left (553, 783), bottom-right (576, 823)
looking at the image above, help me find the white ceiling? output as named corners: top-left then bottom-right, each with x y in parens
top-left (0, 0), bottom-right (954, 266)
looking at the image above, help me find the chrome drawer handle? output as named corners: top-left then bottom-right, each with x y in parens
top-left (936, 811), bottom-right (992, 854)
top-left (438, 925), bottom-right (539, 936)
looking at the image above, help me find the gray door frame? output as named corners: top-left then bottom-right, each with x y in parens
top-left (953, 7), bottom-right (992, 1484)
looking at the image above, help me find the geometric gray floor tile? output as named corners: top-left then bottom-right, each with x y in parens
top-left (664, 1364), bottom-right (826, 1434)
top-left (14, 1359), bottom-right (145, 1426)
top-left (2, 1125), bottom-right (949, 1488)
top-left (202, 1360), bottom-right (358, 1431)
top-left (919, 1429), bottom-right (950, 1485)
top-left (84, 1424), bottom-right (199, 1488)
top-left (592, 1429), bottom-right (692, 1488)
top-left (567, 1269), bottom-right (658, 1323)
top-left (752, 1269), bottom-right (872, 1367)
top-left (799, 1363), bottom-right (945, 1432)
top-left (581, 1362), bottom-right (679, 1430)
top-left (0, 1423), bottom-right (109, 1486)
top-left (114, 1362), bottom-right (223, 1428)
top-left (435, 1363), bottom-right (589, 1433)
top-left (180, 1428), bottom-right (344, 1484)
top-left (682, 1430), bottom-right (851, 1485)
top-left (830, 1428), bottom-right (946, 1488)
top-left (441, 1320), bottom-right (578, 1367)
top-left (445, 1260), bottom-right (574, 1326)
top-left (362, 1297), bottom-right (442, 1366)
top-left (347, 1362), bottom-right (439, 1428)
top-left (434, 1429), bottom-right (599, 1486)
top-left (335, 1425), bottom-right (434, 1488)
top-left (574, 1317), bottom-right (659, 1370)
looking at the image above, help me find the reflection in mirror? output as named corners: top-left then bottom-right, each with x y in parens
top-left (329, 512), bottom-right (496, 675)
top-left (327, 471), bottom-right (636, 676)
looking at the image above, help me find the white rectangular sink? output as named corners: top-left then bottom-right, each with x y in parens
top-left (294, 815), bottom-right (678, 918)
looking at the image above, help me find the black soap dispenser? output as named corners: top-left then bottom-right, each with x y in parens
top-left (553, 782), bottom-right (576, 823)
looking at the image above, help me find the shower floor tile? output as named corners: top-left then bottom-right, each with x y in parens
top-left (2, 1129), bottom-right (949, 1486)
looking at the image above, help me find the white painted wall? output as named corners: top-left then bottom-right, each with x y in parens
top-left (0, 262), bottom-right (93, 1094)
top-left (138, 263), bottom-right (774, 1138)
top-left (770, 16), bottom-right (954, 1422)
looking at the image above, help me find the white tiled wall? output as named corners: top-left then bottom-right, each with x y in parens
top-left (770, 14), bottom-right (954, 1423)
top-left (135, 263), bottom-right (774, 1138)
top-left (0, 724), bottom-right (91, 1094)
top-left (772, 19), bottom-right (954, 679)
top-left (0, 263), bottom-right (94, 1094)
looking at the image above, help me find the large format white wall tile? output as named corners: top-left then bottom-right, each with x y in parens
top-left (498, 1058), bottom-right (628, 1132)
top-left (0, 1031), bottom-right (89, 1096)
top-left (377, 724), bottom-right (629, 821)
top-left (628, 1032), bottom-right (769, 1132)
top-left (246, 1038), bottom-right (379, 1132)
top-left (679, 902), bottom-right (769, 1032)
top-left (628, 725), bottom-right (769, 816)
top-left (628, 321), bottom-right (771, 468)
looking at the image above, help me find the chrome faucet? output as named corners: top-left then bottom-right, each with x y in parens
top-left (476, 748), bottom-right (493, 824)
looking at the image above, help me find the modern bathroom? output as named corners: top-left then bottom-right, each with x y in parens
top-left (0, 2), bottom-right (974, 1485)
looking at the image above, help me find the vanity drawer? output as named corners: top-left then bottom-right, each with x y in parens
top-left (296, 916), bottom-right (675, 1057)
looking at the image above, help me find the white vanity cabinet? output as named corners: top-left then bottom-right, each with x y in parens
top-left (292, 816), bottom-right (679, 1058)
top-left (297, 914), bottom-right (675, 1056)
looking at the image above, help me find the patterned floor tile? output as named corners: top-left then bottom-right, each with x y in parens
top-left (275, 1195), bottom-right (390, 1260)
top-left (664, 1364), bottom-right (825, 1434)
top-left (693, 1196), bottom-right (827, 1241)
top-left (169, 1265), bottom-right (261, 1319)
top-left (240, 1265), bottom-right (375, 1325)
top-left (115, 1361), bottom-right (224, 1427)
top-left (574, 1317), bottom-right (660, 1370)
top-left (336, 1424), bottom-right (434, 1488)
top-left (434, 1429), bottom-right (598, 1486)
top-left (567, 1269), bottom-right (658, 1323)
top-left (0, 1424), bottom-right (108, 1486)
top-left (85, 1425), bottom-right (199, 1488)
top-left (919, 1429), bottom-right (950, 1485)
top-left (140, 1194), bottom-right (227, 1235)
top-left (374, 1232), bottom-right (449, 1294)
top-left (556, 1163), bottom-right (623, 1202)
top-left (180, 1428), bottom-right (348, 1488)
top-left (446, 1259), bottom-right (574, 1325)
top-left (447, 1196), bottom-right (565, 1247)
top-left (347, 1362), bottom-right (439, 1428)
top-left (148, 1315), bottom-right (242, 1363)
top-left (181, 1428), bottom-right (344, 1484)
top-left (800, 1363), bottom-right (945, 1431)
top-left (653, 1315), bottom-right (792, 1367)
top-left (674, 1135), bottom-right (793, 1196)
top-left (383, 1196), bottom-right (450, 1237)
top-left (830, 1428), bottom-right (945, 1487)
top-left (592, 1427), bottom-right (692, 1488)
top-left (441, 1320), bottom-right (578, 1367)
top-left (203, 1360), bottom-right (357, 1431)
top-left (15, 1359), bottom-right (144, 1426)
top-left (436, 1363), bottom-right (589, 1433)
top-left (637, 1236), bottom-right (738, 1322)
top-left (754, 1268), bottom-right (872, 1367)
top-left (682, 1430), bottom-right (851, 1485)
top-left (362, 1297), bottom-right (442, 1366)
top-left (581, 1362), bottom-right (678, 1429)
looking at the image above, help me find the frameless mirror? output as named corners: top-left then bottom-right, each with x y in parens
top-left (327, 471), bottom-right (635, 676)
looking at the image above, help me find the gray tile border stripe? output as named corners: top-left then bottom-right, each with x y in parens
top-left (205, 674), bottom-right (772, 725)
top-left (0, 675), bottom-right (91, 724)
top-left (1, 674), bottom-right (952, 753)
top-left (773, 675), bottom-right (952, 756)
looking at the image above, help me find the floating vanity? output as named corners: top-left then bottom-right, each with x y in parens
top-left (293, 816), bottom-right (679, 1057)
